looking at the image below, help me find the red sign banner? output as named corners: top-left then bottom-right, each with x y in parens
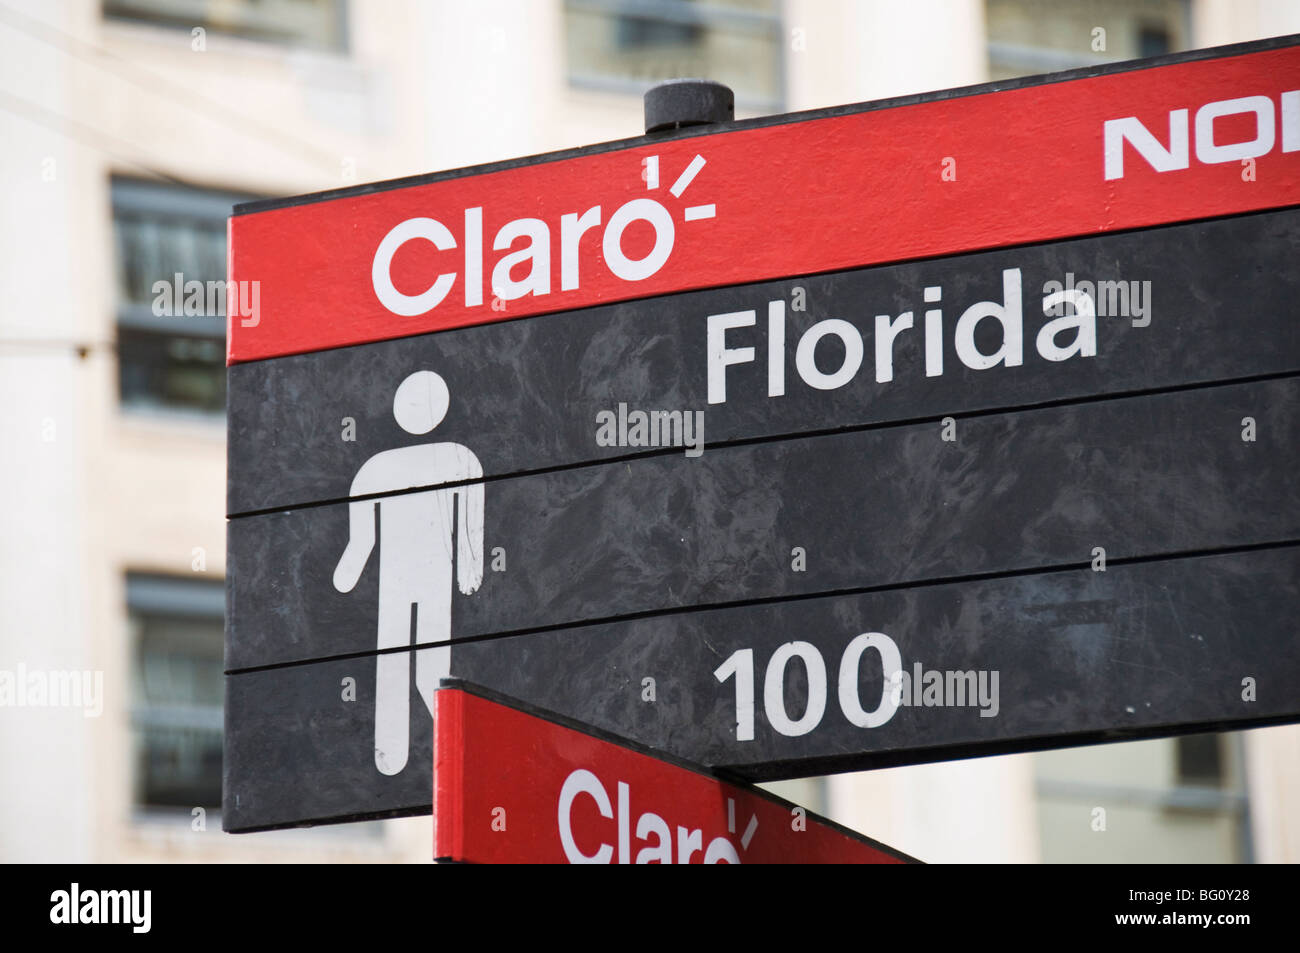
top-left (432, 684), bottom-right (913, 864)
top-left (228, 40), bottom-right (1300, 364)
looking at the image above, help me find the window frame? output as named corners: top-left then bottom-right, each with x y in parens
top-left (110, 176), bottom-right (254, 419)
top-left (101, 0), bottom-right (350, 54)
top-left (984, 0), bottom-right (1192, 80)
top-left (126, 572), bottom-right (227, 817)
top-left (564, 0), bottom-right (787, 113)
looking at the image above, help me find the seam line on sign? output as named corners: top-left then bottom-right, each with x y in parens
top-left (225, 803), bottom-right (431, 835)
top-left (227, 35), bottom-right (1300, 217)
top-left (223, 537), bottom-right (1300, 675)
top-left (227, 201), bottom-right (1300, 367)
top-left (225, 368), bottom-right (1300, 519)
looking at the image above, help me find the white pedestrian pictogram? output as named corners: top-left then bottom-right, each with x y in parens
top-left (333, 370), bottom-right (484, 775)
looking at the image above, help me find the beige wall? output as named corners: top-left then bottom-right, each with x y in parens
top-left (1195, 0), bottom-right (1300, 44)
top-left (1244, 725), bottom-right (1300, 863)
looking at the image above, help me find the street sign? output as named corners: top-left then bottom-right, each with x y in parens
top-left (432, 682), bottom-right (913, 864)
top-left (225, 36), bottom-right (1300, 832)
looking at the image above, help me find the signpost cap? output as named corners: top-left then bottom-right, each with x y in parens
top-left (644, 79), bottom-right (735, 134)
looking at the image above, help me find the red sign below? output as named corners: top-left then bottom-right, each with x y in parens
top-left (433, 683), bottom-right (914, 864)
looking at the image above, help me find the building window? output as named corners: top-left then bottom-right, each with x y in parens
top-left (1034, 734), bottom-right (1249, 862)
top-left (127, 573), bottom-right (225, 812)
top-left (111, 178), bottom-right (252, 417)
top-left (1176, 732), bottom-right (1224, 787)
top-left (564, 0), bottom-right (784, 111)
top-left (985, 0), bottom-right (1190, 81)
top-left (1137, 25), bottom-right (1171, 59)
top-left (102, 0), bottom-right (347, 52)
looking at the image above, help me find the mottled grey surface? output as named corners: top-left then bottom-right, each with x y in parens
top-left (224, 546), bottom-right (1300, 831)
top-left (227, 209), bottom-right (1300, 515)
top-left (227, 377), bottom-right (1299, 670)
top-left (225, 206), bottom-right (1300, 833)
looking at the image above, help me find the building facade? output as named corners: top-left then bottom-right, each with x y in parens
top-left (0, 0), bottom-right (1296, 863)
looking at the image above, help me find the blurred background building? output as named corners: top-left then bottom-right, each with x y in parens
top-left (1, 0), bottom-right (1297, 863)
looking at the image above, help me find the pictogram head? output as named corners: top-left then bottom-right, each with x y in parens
top-left (393, 370), bottom-right (449, 435)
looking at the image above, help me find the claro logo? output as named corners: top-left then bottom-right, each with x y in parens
top-left (1104, 90), bottom-right (1299, 179)
top-left (372, 153), bottom-right (714, 316)
top-left (557, 768), bottom-right (755, 864)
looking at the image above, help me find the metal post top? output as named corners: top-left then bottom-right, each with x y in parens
top-left (644, 79), bottom-right (735, 134)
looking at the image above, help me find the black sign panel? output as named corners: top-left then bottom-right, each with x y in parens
top-left (225, 345), bottom-right (1300, 829)
top-left (225, 546), bottom-right (1300, 831)
top-left (228, 376), bottom-right (1299, 672)
top-left (225, 65), bottom-right (1300, 831)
